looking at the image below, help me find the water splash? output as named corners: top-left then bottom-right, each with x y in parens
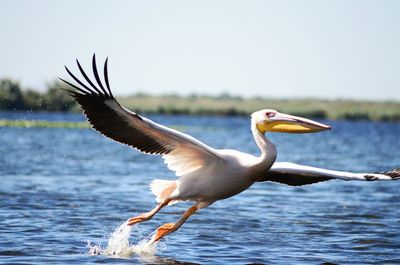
top-left (87, 220), bottom-right (162, 259)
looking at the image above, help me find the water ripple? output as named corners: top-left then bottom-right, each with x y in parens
top-left (1, 115), bottom-right (400, 264)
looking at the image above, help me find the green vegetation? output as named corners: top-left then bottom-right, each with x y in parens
top-left (119, 94), bottom-right (400, 121)
top-left (0, 119), bottom-right (200, 131)
top-left (0, 78), bottom-right (77, 112)
top-left (0, 119), bottom-right (89, 128)
top-left (0, 77), bottom-right (400, 121)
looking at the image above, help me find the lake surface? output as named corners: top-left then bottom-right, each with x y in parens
top-left (1, 112), bottom-right (400, 264)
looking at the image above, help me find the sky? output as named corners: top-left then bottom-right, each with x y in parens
top-left (1, 0), bottom-right (399, 100)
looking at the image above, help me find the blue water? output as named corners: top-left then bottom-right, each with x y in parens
top-left (1, 112), bottom-right (400, 264)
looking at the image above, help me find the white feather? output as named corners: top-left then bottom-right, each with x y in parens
top-left (270, 162), bottom-right (394, 181)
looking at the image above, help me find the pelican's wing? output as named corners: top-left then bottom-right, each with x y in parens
top-left (60, 55), bottom-right (222, 177)
top-left (258, 162), bottom-right (400, 186)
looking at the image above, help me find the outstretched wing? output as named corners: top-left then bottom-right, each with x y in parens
top-left (258, 162), bottom-right (400, 186)
top-left (60, 54), bottom-right (223, 177)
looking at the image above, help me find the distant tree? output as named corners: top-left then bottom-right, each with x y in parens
top-left (0, 78), bottom-right (25, 110)
top-left (216, 92), bottom-right (243, 101)
top-left (22, 89), bottom-right (42, 111)
top-left (134, 92), bottom-right (150, 97)
top-left (216, 92), bottom-right (232, 100)
top-left (188, 93), bottom-right (198, 100)
top-left (42, 81), bottom-right (76, 111)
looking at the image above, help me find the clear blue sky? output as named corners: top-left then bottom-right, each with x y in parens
top-left (1, 0), bottom-right (399, 100)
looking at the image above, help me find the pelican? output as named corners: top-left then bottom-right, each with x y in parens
top-left (61, 55), bottom-right (400, 244)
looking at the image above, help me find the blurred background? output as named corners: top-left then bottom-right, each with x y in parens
top-left (1, 1), bottom-right (400, 264)
top-left (1, 0), bottom-right (400, 120)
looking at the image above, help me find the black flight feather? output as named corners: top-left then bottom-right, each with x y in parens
top-left (92, 54), bottom-right (108, 95)
top-left (258, 171), bottom-right (333, 186)
top-left (75, 58), bottom-right (104, 95)
top-left (103, 57), bottom-right (113, 97)
top-left (60, 55), bottom-right (174, 155)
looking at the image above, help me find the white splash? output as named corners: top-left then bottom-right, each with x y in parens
top-left (87, 220), bottom-right (162, 259)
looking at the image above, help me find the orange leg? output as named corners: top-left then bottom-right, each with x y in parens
top-left (127, 199), bottom-right (171, 226)
top-left (150, 204), bottom-right (198, 244)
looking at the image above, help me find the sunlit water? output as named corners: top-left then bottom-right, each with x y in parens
top-left (86, 221), bottom-right (159, 258)
top-left (1, 112), bottom-right (400, 264)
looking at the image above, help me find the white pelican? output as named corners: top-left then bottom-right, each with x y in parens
top-left (61, 55), bottom-right (400, 244)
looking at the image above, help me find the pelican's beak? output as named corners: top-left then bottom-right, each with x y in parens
top-left (265, 113), bottom-right (331, 133)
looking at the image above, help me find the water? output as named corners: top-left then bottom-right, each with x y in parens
top-left (1, 112), bottom-right (400, 264)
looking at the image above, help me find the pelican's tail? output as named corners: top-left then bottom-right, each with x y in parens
top-left (150, 179), bottom-right (178, 205)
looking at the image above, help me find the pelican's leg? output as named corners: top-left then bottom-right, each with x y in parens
top-left (149, 204), bottom-right (198, 244)
top-left (127, 199), bottom-right (171, 226)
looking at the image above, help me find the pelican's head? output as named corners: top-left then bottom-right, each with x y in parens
top-left (251, 109), bottom-right (331, 134)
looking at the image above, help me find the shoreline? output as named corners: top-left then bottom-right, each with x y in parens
top-left (0, 114), bottom-right (399, 129)
top-left (2, 79), bottom-right (400, 122)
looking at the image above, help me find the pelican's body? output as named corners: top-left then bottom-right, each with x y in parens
top-left (174, 150), bottom-right (261, 204)
top-left (61, 55), bottom-right (400, 244)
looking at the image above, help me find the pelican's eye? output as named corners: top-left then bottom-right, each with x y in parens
top-left (265, 112), bottom-right (275, 118)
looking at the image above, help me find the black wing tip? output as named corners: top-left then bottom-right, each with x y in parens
top-left (57, 77), bottom-right (77, 93)
top-left (60, 87), bottom-right (80, 96)
top-left (64, 65), bottom-right (73, 74)
top-left (381, 168), bottom-right (400, 180)
top-left (58, 77), bottom-right (87, 95)
top-left (103, 56), bottom-right (114, 99)
top-left (91, 53), bottom-right (109, 96)
top-left (75, 58), bottom-right (83, 69)
top-left (368, 168), bottom-right (400, 180)
top-left (62, 55), bottom-right (114, 99)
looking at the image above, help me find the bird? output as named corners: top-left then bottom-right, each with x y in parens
top-left (60, 54), bottom-right (400, 244)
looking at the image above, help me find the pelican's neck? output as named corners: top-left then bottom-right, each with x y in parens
top-left (251, 122), bottom-right (277, 174)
